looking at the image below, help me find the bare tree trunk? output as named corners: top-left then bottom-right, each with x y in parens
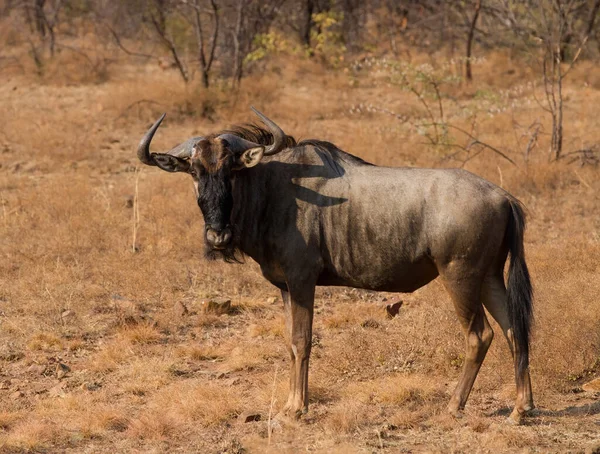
top-left (552, 46), bottom-right (563, 160)
top-left (193, 0), bottom-right (208, 88)
top-left (23, 2), bottom-right (35, 33)
top-left (47, 18), bottom-right (55, 55)
top-left (28, 0), bottom-right (62, 57)
top-left (150, 6), bottom-right (189, 83)
top-left (34, 0), bottom-right (46, 37)
top-left (557, 0), bottom-right (573, 62)
top-left (43, 0), bottom-right (61, 57)
top-left (192, 0), bottom-right (219, 89)
top-left (341, 0), bottom-right (362, 51)
top-left (300, 0), bottom-right (314, 47)
top-left (385, 1), bottom-right (406, 56)
top-left (206, 0), bottom-right (219, 86)
top-left (27, 36), bottom-right (44, 75)
top-left (232, 0), bottom-right (245, 86)
top-left (465, 0), bottom-right (482, 81)
top-left (153, 0), bottom-right (166, 32)
top-left (586, 0), bottom-right (600, 37)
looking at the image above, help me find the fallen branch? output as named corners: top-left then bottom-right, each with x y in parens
top-left (559, 146), bottom-right (600, 167)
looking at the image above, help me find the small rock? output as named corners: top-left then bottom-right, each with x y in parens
top-left (174, 301), bottom-right (188, 317)
top-left (201, 298), bottom-right (232, 315)
top-left (224, 377), bottom-right (240, 387)
top-left (49, 382), bottom-right (67, 398)
top-left (385, 300), bottom-right (403, 318)
top-left (111, 296), bottom-right (137, 312)
top-left (582, 378), bottom-right (600, 392)
top-left (61, 309), bottom-right (75, 322)
top-left (238, 412), bottom-right (261, 423)
top-left (361, 319), bottom-right (380, 328)
top-left (266, 297), bottom-right (278, 304)
top-left (0, 347), bottom-right (24, 362)
top-left (27, 364), bottom-right (47, 375)
top-left (81, 381), bottom-right (101, 391)
top-left (10, 390), bottom-right (24, 400)
top-left (56, 363), bottom-right (70, 379)
top-left (32, 384), bottom-right (48, 394)
top-left (105, 416), bottom-right (129, 432)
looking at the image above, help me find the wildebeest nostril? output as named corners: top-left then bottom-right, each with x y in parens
top-left (220, 229), bottom-right (232, 245)
top-left (206, 229), bottom-right (219, 245)
top-left (206, 228), bottom-right (232, 248)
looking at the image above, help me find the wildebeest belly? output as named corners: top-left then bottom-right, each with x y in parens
top-left (317, 254), bottom-right (439, 293)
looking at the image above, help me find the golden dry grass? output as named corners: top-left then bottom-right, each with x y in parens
top-left (0, 39), bottom-right (599, 453)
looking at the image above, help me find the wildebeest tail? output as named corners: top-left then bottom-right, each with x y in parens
top-left (506, 199), bottom-right (533, 380)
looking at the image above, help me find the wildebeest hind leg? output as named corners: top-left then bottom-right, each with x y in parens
top-left (482, 274), bottom-right (534, 423)
top-left (442, 277), bottom-right (494, 416)
top-left (280, 283), bottom-right (315, 419)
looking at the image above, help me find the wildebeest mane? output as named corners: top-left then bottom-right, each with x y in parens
top-left (295, 139), bottom-right (374, 168)
top-left (220, 124), bottom-right (373, 168)
top-left (219, 124), bottom-right (298, 149)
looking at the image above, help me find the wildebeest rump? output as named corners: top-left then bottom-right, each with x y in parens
top-left (136, 108), bottom-right (534, 424)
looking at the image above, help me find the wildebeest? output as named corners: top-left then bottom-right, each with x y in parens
top-left (137, 108), bottom-right (534, 424)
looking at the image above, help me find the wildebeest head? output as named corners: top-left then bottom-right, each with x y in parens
top-left (137, 108), bottom-right (288, 259)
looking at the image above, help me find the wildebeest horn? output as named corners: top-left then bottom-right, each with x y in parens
top-left (250, 106), bottom-right (287, 156)
top-left (215, 134), bottom-right (265, 155)
top-left (215, 108), bottom-right (287, 157)
top-left (137, 114), bottom-right (165, 166)
top-left (137, 113), bottom-right (204, 166)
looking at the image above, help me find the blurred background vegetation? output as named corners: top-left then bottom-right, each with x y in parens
top-left (1, 0), bottom-right (599, 161)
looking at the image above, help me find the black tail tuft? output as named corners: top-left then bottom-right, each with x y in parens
top-left (506, 199), bottom-right (534, 381)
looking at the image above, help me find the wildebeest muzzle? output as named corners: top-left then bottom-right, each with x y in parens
top-left (205, 224), bottom-right (232, 250)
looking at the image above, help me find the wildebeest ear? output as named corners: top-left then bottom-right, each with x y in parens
top-left (236, 146), bottom-right (264, 169)
top-left (152, 153), bottom-right (191, 173)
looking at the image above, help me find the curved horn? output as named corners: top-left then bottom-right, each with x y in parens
top-left (165, 136), bottom-right (206, 158)
top-left (216, 134), bottom-right (264, 154)
top-left (250, 106), bottom-right (287, 156)
top-left (137, 113), bottom-right (203, 165)
top-left (137, 113), bottom-right (166, 166)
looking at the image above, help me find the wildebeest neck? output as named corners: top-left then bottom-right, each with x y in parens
top-left (229, 142), bottom-right (369, 267)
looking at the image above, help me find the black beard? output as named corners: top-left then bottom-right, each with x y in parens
top-left (203, 243), bottom-right (244, 264)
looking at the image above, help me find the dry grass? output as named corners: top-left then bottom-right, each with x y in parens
top-left (0, 38), bottom-right (599, 453)
top-left (127, 380), bottom-right (244, 441)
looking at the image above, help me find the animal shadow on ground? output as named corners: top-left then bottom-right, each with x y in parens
top-left (489, 400), bottom-right (600, 425)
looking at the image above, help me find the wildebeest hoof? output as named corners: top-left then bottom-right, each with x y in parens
top-left (507, 405), bottom-right (535, 425)
top-left (446, 406), bottom-right (464, 419)
top-left (280, 403), bottom-right (307, 421)
top-left (507, 409), bottom-right (525, 425)
top-left (289, 408), bottom-right (307, 420)
top-left (506, 413), bottom-right (522, 425)
top-left (273, 411), bottom-right (298, 427)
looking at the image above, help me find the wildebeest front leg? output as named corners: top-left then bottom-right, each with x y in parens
top-left (280, 288), bottom-right (296, 413)
top-left (280, 283), bottom-right (315, 419)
